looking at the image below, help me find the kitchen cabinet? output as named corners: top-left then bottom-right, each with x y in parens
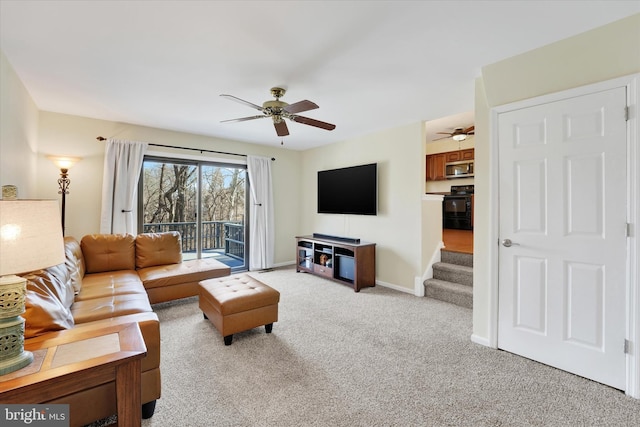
top-left (426, 149), bottom-right (474, 181)
top-left (445, 149), bottom-right (475, 162)
top-left (426, 153), bottom-right (446, 181)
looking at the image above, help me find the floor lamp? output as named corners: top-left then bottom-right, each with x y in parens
top-left (48, 156), bottom-right (81, 235)
top-left (0, 200), bottom-right (65, 375)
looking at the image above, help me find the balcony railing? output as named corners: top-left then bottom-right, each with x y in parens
top-left (143, 221), bottom-right (244, 260)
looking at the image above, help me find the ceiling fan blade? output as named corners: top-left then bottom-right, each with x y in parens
top-left (274, 120), bottom-right (289, 136)
top-left (290, 115), bottom-right (336, 131)
top-left (220, 94), bottom-right (263, 111)
top-left (431, 135), bottom-right (451, 141)
top-left (283, 100), bottom-right (319, 114)
top-left (221, 115), bottom-right (266, 123)
top-left (436, 132), bottom-right (453, 135)
top-left (463, 125), bottom-right (475, 134)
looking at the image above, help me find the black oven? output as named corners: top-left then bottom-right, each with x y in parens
top-left (443, 185), bottom-right (473, 230)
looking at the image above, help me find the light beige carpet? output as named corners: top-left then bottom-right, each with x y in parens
top-left (132, 266), bottom-right (640, 427)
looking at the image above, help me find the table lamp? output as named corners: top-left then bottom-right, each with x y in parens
top-left (0, 200), bottom-right (65, 375)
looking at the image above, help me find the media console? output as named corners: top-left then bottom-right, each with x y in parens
top-left (296, 235), bottom-right (376, 292)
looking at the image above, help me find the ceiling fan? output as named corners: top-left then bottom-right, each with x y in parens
top-left (220, 87), bottom-right (336, 137)
top-left (433, 125), bottom-right (475, 141)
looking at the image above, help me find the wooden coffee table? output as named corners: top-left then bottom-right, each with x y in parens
top-left (0, 322), bottom-right (147, 427)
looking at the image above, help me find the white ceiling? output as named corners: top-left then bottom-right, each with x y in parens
top-left (1, 1), bottom-right (638, 150)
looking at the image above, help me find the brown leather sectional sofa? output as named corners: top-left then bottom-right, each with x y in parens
top-left (19, 232), bottom-right (231, 426)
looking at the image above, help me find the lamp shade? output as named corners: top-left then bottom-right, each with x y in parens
top-left (0, 200), bottom-right (65, 276)
top-left (47, 156), bottom-right (81, 170)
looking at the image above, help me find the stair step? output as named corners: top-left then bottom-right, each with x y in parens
top-left (441, 249), bottom-right (473, 267)
top-left (433, 262), bottom-right (473, 287)
top-left (424, 278), bottom-right (473, 309)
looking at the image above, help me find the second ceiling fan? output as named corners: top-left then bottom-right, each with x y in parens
top-left (434, 125), bottom-right (475, 141)
top-left (220, 87), bottom-right (336, 137)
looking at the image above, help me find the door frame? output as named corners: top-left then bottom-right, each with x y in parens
top-left (486, 74), bottom-right (640, 398)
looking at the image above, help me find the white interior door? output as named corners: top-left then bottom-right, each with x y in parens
top-left (497, 87), bottom-right (628, 390)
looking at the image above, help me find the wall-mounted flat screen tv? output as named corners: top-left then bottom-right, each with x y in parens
top-left (317, 163), bottom-right (377, 215)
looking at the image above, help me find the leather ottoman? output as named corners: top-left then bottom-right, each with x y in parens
top-left (198, 275), bottom-right (280, 345)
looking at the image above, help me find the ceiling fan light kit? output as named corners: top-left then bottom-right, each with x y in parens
top-left (220, 87), bottom-right (336, 139)
top-left (434, 125), bottom-right (475, 142)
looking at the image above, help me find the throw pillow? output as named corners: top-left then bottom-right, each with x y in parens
top-left (136, 231), bottom-right (182, 269)
top-left (81, 234), bottom-right (136, 274)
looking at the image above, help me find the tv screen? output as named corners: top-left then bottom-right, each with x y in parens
top-left (317, 163), bottom-right (377, 215)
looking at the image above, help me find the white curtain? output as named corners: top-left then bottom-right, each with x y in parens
top-left (100, 138), bottom-right (148, 234)
top-left (247, 155), bottom-right (274, 270)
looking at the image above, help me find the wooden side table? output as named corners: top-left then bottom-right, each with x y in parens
top-left (0, 322), bottom-right (147, 427)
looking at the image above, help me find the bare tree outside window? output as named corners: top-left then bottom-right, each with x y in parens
top-left (143, 162), bottom-right (197, 224)
top-left (140, 158), bottom-right (247, 270)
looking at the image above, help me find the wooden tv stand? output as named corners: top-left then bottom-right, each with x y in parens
top-left (295, 235), bottom-right (376, 292)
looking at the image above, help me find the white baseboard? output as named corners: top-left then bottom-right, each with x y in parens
top-left (273, 260), bottom-right (296, 269)
top-left (376, 280), bottom-right (415, 295)
top-left (470, 333), bottom-right (492, 348)
top-left (274, 262), bottom-right (417, 296)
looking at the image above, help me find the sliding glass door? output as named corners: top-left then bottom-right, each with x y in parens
top-left (199, 163), bottom-right (247, 268)
top-left (139, 157), bottom-right (248, 272)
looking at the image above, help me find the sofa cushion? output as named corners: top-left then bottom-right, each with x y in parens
top-left (81, 234), bottom-right (135, 273)
top-left (135, 231), bottom-right (182, 269)
top-left (75, 270), bottom-right (147, 301)
top-left (64, 236), bottom-right (85, 294)
top-left (23, 274), bottom-right (75, 339)
top-left (137, 258), bottom-right (231, 290)
top-left (71, 293), bottom-right (153, 324)
top-left (22, 262), bottom-right (75, 311)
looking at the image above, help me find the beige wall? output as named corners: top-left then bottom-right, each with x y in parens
top-left (300, 122), bottom-right (424, 291)
top-left (473, 13), bottom-right (640, 343)
top-left (421, 194), bottom-right (444, 292)
top-left (472, 76), bottom-right (492, 344)
top-left (482, 14), bottom-right (640, 108)
top-left (0, 51), bottom-right (39, 197)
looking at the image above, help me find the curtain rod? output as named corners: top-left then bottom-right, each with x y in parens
top-left (96, 136), bottom-right (275, 161)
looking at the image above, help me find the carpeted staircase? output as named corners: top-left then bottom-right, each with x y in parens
top-left (424, 249), bottom-right (473, 308)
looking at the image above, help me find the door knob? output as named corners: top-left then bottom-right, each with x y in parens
top-left (502, 239), bottom-right (519, 247)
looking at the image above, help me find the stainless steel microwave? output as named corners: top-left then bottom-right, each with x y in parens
top-left (445, 160), bottom-right (474, 179)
